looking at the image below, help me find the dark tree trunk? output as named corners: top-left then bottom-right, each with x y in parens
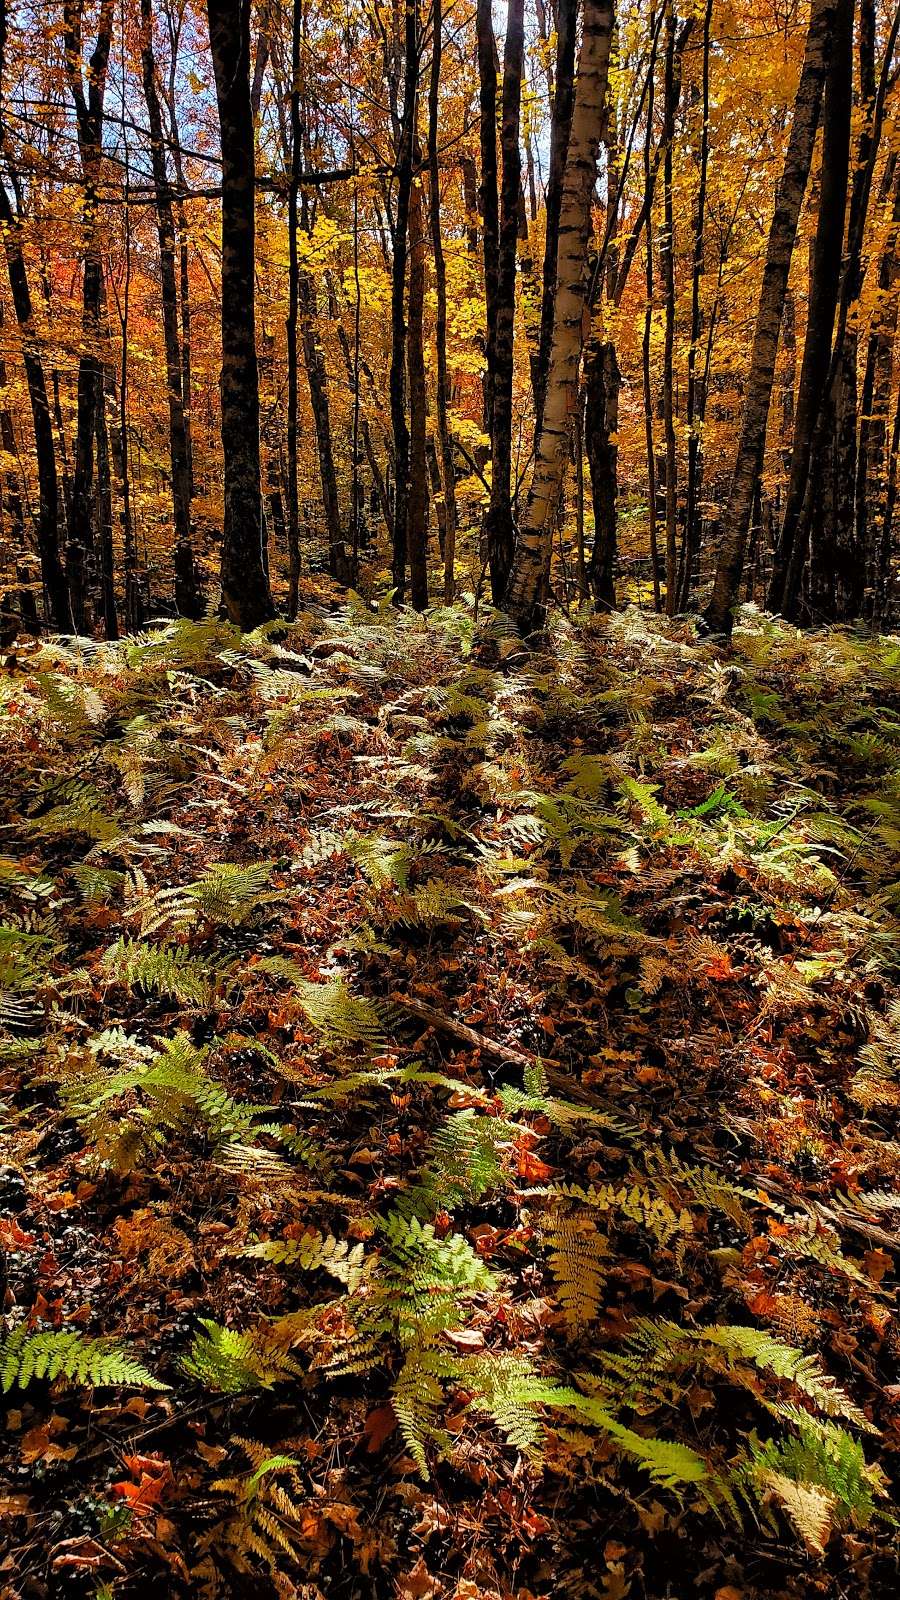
top-left (140, 0), bottom-right (202, 618)
top-left (299, 207), bottom-right (349, 585)
top-left (428, 0), bottom-right (458, 602)
top-left (677, 0), bottom-right (712, 608)
top-left (702, 0), bottom-right (836, 635)
top-left (876, 375), bottom-right (900, 620)
top-left (95, 390), bottom-right (117, 638)
top-left (484, 0), bottom-right (524, 603)
top-left (476, 0), bottom-right (500, 444)
top-left (407, 171), bottom-right (429, 611)
top-left (768, 0), bottom-right (852, 615)
top-left (585, 339), bottom-right (620, 610)
top-left (207, 0), bottom-right (274, 627)
top-left (285, 0), bottom-right (303, 615)
top-left (0, 114), bottom-right (70, 624)
top-left (779, 0), bottom-right (900, 619)
top-left (640, 6), bottom-right (661, 612)
top-left (856, 157), bottom-right (900, 605)
top-left (63, 0), bottom-right (114, 627)
top-left (660, 0), bottom-right (678, 615)
top-left (389, 0), bottom-right (418, 602)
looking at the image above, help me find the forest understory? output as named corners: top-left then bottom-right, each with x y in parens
top-left (1, 594), bottom-right (900, 1600)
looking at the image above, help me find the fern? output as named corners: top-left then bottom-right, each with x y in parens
top-left (0, 1325), bottom-right (164, 1391)
top-left (257, 959), bottom-right (385, 1048)
top-left (535, 1179), bottom-right (691, 1249)
top-left (640, 1147), bottom-right (755, 1231)
top-left (181, 1318), bottom-right (303, 1393)
top-left (743, 1416), bottom-right (888, 1552)
top-left (210, 1438), bottom-right (308, 1579)
top-left (102, 937), bottom-right (218, 1004)
top-left (244, 1228), bottom-right (365, 1288)
top-left (599, 1319), bottom-right (873, 1431)
top-left (59, 1032), bottom-right (277, 1173)
top-left (545, 1209), bottom-right (609, 1329)
top-left (399, 1107), bottom-right (517, 1216)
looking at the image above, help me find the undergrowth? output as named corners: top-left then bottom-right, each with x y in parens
top-left (0, 597), bottom-right (898, 1598)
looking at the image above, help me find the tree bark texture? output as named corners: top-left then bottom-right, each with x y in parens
top-left (207, 0), bottom-right (274, 627)
top-left (505, 0), bottom-right (615, 632)
top-left (702, 0), bottom-right (836, 635)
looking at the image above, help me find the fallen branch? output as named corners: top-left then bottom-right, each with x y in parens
top-left (392, 991), bottom-right (602, 1107)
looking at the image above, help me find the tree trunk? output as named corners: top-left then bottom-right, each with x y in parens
top-left (660, 0), bottom-right (678, 615)
top-left (140, 0), bottom-right (202, 618)
top-left (585, 339), bottom-right (620, 609)
top-left (773, 0), bottom-right (900, 619)
top-left (207, 0), bottom-right (274, 627)
top-left (641, 6), bottom-right (662, 612)
top-left (407, 170), bottom-right (429, 610)
top-left (389, 0), bottom-right (418, 602)
top-left (504, 0), bottom-right (615, 632)
top-left (677, 0), bottom-right (712, 608)
top-left (485, 0), bottom-right (525, 603)
top-left (476, 0), bottom-right (500, 446)
top-left (702, 0), bottom-right (836, 635)
top-left (0, 2), bottom-right (70, 630)
top-left (299, 207), bottom-right (349, 585)
top-left (535, 0), bottom-right (578, 433)
top-left (856, 157), bottom-right (900, 605)
top-left (63, 0), bottom-right (114, 628)
top-left (767, 0), bottom-right (852, 615)
top-left (427, 0), bottom-right (458, 603)
top-left (285, 0), bottom-right (303, 615)
top-left (876, 374), bottom-right (900, 621)
top-left (95, 389), bottom-right (117, 639)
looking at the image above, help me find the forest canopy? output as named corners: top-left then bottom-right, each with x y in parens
top-left (0, 0), bottom-right (897, 630)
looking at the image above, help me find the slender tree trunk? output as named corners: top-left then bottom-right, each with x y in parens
top-left (585, 340), bottom-right (620, 609)
top-left (476, 0), bottom-right (500, 446)
top-left (485, 0), bottom-right (525, 603)
top-left (767, 0), bottom-right (852, 615)
top-left (285, 0), bottom-right (303, 615)
top-left (876, 377), bottom-right (900, 621)
top-left (678, 0), bottom-right (712, 608)
top-left (535, 0), bottom-right (578, 433)
top-left (299, 199), bottom-right (349, 584)
top-left (505, 0), bottom-right (616, 632)
top-left (140, 0), bottom-right (201, 618)
top-left (641, 5), bottom-right (661, 611)
top-left (702, 0), bottom-right (836, 635)
top-left (95, 390), bottom-right (117, 638)
top-left (660, 0), bottom-right (678, 614)
top-left (0, 5), bottom-right (70, 629)
top-left (407, 170), bottom-right (429, 610)
top-left (207, 0), bottom-right (274, 627)
top-left (859, 161), bottom-right (900, 607)
top-left (389, 0), bottom-right (418, 602)
top-left (427, 0), bottom-right (458, 603)
top-left (64, 0), bottom-right (114, 629)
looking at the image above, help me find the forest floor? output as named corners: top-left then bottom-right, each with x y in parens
top-left (1, 593), bottom-right (900, 1600)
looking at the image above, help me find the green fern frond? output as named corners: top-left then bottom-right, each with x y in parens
top-left (0, 1325), bottom-right (164, 1391)
top-left (181, 1318), bottom-right (303, 1393)
top-left (102, 937), bottom-right (217, 1004)
top-left (743, 1416), bottom-right (887, 1551)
